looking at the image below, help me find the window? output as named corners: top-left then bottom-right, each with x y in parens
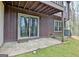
top-left (54, 20), bottom-right (62, 32)
top-left (18, 13), bottom-right (39, 39)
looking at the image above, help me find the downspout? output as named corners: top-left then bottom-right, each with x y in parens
top-left (67, 1), bottom-right (71, 36)
top-left (67, 1), bottom-right (70, 21)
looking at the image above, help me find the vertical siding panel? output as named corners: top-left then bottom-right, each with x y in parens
top-left (10, 8), bottom-right (14, 39)
top-left (4, 6), bottom-right (17, 42)
top-left (40, 16), bottom-right (49, 37)
top-left (8, 8), bottom-right (11, 40)
top-left (13, 7), bottom-right (17, 41)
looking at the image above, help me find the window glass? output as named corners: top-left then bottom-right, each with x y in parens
top-left (20, 16), bottom-right (29, 37)
top-left (54, 20), bottom-right (62, 32)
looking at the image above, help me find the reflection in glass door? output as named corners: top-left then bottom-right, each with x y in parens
top-left (18, 14), bottom-right (39, 39)
top-left (30, 17), bottom-right (38, 37)
top-left (20, 16), bottom-right (29, 37)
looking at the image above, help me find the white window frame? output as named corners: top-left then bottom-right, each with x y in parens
top-left (18, 13), bottom-right (39, 40)
top-left (54, 20), bottom-right (62, 32)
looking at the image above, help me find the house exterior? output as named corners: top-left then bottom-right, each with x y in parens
top-left (0, 1), bottom-right (70, 47)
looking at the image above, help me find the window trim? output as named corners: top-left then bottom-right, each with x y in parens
top-left (54, 20), bottom-right (62, 32)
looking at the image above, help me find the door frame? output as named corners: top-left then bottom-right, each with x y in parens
top-left (18, 13), bottom-right (39, 40)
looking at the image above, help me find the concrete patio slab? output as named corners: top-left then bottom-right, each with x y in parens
top-left (0, 38), bottom-right (62, 56)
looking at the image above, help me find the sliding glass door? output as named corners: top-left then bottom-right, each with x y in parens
top-left (18, 13), bottom-right (39, 39)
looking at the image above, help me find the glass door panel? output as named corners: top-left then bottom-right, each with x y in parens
top-left (30, 17), bottom-right (38, 37)
top-left (34, 18), bottom-right (38, 36)
top-left (20, 16), bottom-right (29, 37)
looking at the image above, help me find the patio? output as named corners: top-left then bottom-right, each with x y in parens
top-left (0, 38), bottom-right (61, 56)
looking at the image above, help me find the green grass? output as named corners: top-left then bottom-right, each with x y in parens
top-left (16, 38), bottom-right (79, 57)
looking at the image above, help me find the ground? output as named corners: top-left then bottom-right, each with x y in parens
top-left (0, 38), bottom-right (61, 56)
top-left (16, 38), bottom-right (79, 57)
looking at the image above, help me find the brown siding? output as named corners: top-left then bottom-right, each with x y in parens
top-left (39, 16), bottom-right (49, 37)
top-left (40, 15), bottom-right (62, 37)
top-left (4, 6), bottom-right (17, 42)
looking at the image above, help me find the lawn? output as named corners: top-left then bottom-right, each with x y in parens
top-left (16, 38), bottom-right (79, 57)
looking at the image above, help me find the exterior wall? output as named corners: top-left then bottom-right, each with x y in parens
top-left (40, 16), bottom-right (51, 37)
top-left (4, 6), bottom-right (62, 42)
top-left (4, 6), bottom-right (17, 42)
top-left (0, 2), bottom-right (4, 46)
top-left (40, 15), bottom-right (62, 37)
